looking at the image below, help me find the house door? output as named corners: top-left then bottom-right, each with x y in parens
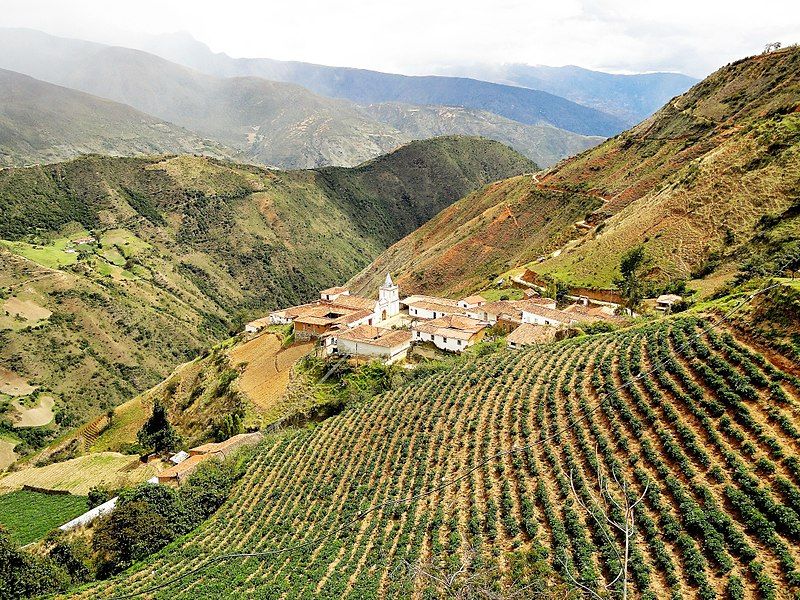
top-left (381, 310), bottom-right (387, 321)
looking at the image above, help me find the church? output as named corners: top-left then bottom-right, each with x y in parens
top-left (258, 274), bottom-right (401, 341)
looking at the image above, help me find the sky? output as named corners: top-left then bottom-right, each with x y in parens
top-left (0, 0), bottom-right (798, 77)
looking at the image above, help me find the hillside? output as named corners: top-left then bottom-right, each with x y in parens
top-left (71, 317), bottom-right (800, 598)
top-left (0, 69), bottom-right (236, 167)
top-left (352, 46), bottom-right (800, 296)
top-left (0, 138), bottom-right (533, 426)
top-left (0, 28), bottom-right (603, 169)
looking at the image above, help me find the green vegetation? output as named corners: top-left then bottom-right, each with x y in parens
top-left (0, 139), bottom-right (529, 430)
top-left (136, 400), bottom-right (180, 454)
top-left (72, 316), bottom-right (800, 598)
top-left (0, 490), bottom-right (87, 545)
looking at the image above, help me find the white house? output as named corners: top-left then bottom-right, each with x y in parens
top-left (412, 315), bottom-right (486, 352)
top-left (403, 295), bottom-right (464, 320)
top-left (656, 294), bottom-right (683, 312)
top-left (520, 303), bottom-right (579, 327)
top-left (332, 324), bottom-right (412, 363)
top-left (457, 295), bottom-right (487, 309)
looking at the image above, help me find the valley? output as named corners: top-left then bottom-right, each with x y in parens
top-left (0, 18), bottom-right (797, 600)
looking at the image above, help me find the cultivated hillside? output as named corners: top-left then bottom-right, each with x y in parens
top-left (352, 46), bottom-right (800, 295)
top-left (0, 69), bottom-right (236, 167)
top-left (73, 317), bottom-right (800, 598)
top-left (0, 29), bottom-right (601, 169)
top-left (0, 138), bottom-right (533, 422)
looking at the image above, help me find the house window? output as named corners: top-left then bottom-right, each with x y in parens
top-left (458, 340), bottom-right (462, 346)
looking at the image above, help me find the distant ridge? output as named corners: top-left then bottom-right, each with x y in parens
top-left (0, 68), bottom-right (236, 167)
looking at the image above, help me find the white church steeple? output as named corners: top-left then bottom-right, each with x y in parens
top-left (375, 273), bottom-right (400, 322)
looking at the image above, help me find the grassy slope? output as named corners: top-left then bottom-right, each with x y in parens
top-left (0, 137), bottom-right (533, 424)
top-left (73, 316), bottom-right (800, 598)
top-left (0, 68), bottom-right (236, 168)
top-left (352, 47), bottom-right (800, 295)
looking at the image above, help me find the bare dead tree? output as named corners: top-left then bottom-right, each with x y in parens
top-left (393, 548), bottom-right (572, 600)
top-left (560, 447), bottom-right (648, 600)
top-left (763, 42), bottom-right (782, 53)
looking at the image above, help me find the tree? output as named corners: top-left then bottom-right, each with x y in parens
top-left (0, 527), bottom-right (65, 599)
top-left (614, 246), bottom-right (649, 315)
top-left (562, 449), bottom-right (648, 600)
top-left (136, 400), bottom-right (180, 454)
top-left (546, 279), bottom-right (570, 306)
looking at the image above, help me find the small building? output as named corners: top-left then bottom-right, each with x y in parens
top-left (412, 315), bottom-right (486, 352)
top-left (320, 286), bottom-right (350, 302)
top-left (169, 450), bottom-right (190, 465)
top-left (244, 317), bottom-right (271, 334)
top-left (157, 453), bottom-right (212, 486)
top-left (457, 295), bottom-right (487, 309)
top-left (521, 295), bottom-right (557, 309)
top-left (466, 301), bottom-right (522, 326)
top-left (333, 325), bottom-right (412, 363)
top-left (520, 303), bottom-right (580, 327)
top-left (655, 294), bottom-right (683, 312)
top-left (506, 323), bottom-right (557, 350)
top-left (403, 295), bottom-right (464, 320)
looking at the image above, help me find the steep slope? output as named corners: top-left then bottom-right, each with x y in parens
top-left (0, 69), bottom-right (236, 167)
top-left (0, 138), bottom-right (533, 423)
top-left (117, 30), bottom-right (628, 136)
top-left (72, 318), bottom-right (800, 598)
top-left (353, 46), bottom-right (800, 295)
top-left (437, 63), bottom-right (697, 123)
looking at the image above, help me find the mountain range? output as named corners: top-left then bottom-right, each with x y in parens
top-left (0, 28), bottom-right (698, 169)
top-left (0, 68), bottom-right (236, 167)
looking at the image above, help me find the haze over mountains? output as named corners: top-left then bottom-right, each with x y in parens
top-left (0, 28), bottom-right (697, 169)
top-left (0, 68), bottom-right (237, 167)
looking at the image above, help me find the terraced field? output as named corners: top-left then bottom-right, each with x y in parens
top-left (76, 318), bottom-right (800, 599)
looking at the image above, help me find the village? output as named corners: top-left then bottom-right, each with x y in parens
top-left (244, 274), bottom-right (638, 364)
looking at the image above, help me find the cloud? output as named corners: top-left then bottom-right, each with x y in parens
top-left (0, 0), bottom-right (797, 77)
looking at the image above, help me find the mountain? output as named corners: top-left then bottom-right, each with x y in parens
top-left (435, 63), bottom-right (698, 123)
top-left (0, 137), bottom-right (534, 422)
top-left (105, 30), bottom-right (629, 137)
top-left (72, 315), bottom-right (800, 598)
top-left (351, 46), bottom-right (800, 296)
top-left (357, 103), bottom-right (603, 168)
top-left (0, 68), bottom-right (238, 168)
top-left (0, 29), bottom-right (603, 169)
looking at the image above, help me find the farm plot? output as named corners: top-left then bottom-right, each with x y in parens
top-left (0, 367), bottom-right (35, 397)
top-left (0, 452), bottom-right (159, 495)
top-left (228, 333), bottom-right (314, 421)
top-left (74, 318), bottom-right (800, 599)
top-left (0, 489), bottom-right (87, 545)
